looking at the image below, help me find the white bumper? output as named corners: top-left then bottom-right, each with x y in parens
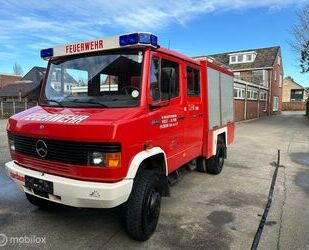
top-left (5, 161), bottom-right (133, 208)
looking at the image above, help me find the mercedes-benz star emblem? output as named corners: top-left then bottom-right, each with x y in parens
top-left (36, 140), bottom-right (48, 158)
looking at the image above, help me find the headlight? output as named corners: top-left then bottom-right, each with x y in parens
top-left (9, 139), bottom-right (15, 151)
top-left (89, 152), bottom-right (121, 168)
top-left (91, 152), bottom-right (105, 166)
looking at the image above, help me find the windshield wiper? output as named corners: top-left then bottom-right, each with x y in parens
top-left (71, 99), bottom-right (109, 107)
top-left (44, 99), bottom-right (65, 107)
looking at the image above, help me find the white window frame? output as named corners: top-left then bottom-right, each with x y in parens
top-left (247, 89), bottom-right (258, 100)
top-left (274, 71), bottom-right (277, 81)
top-left (260, 91), bottom-right (267, 101)
top-left (252, 91), bottom-right (258, 100)
top-left (229, 51), bottom-right (257, 64)
top-left (246, 54), bottom-right (252, 61)
top-left (273, 96), bottom-right (279, 111)
top-left (262, 70), bottom-right (268, 87)
top-left (237, 54), bottom-right (244, 63)
top-left (279, 74), bottom-right (282, 87)
top-left (234, 87), bottom-right (245, 100)
top-left (278, 56), bottom-right (281, 66)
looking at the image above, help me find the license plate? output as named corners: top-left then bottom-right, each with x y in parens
top-left (25, 176), bottom-right (54, 195)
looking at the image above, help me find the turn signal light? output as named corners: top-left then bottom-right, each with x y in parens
top-left (106, 152), bottom-right (121, 168)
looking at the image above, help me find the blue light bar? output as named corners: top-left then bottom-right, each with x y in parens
top-left (119, 33), bottom-right (158, 47)
top-left (119, 35), bottom-right (129, 46)
top-left (40, 48), bottom-right (53, 58)
top-left (150, 35), bottom-right (158, 46)
top-left (128, 33), bottom-right (139, 44)
top-left (139, 33), bottom-right (151, 44)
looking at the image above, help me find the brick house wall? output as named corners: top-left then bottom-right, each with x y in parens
top-left (269, 59), bottom-right (283, 115)
top-left (246, 100), bottom-right (258, 119)
top-left (196, 46), bottom-right (283, 121)
top-left (282, 102), bottom-right (306, 111)
top-left (234, 100), bottom-right (245, 122)
top-left (259, 101), bottom-right (267, 117)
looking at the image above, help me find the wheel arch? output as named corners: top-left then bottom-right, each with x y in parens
top-left (126, 147), bottom-right (169, 196)
top-left (126, 147), bottom-right (168, 179)
top-left (212, 127), bottom-right (227, 156)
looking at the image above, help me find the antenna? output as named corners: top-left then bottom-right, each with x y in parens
top-left (168, 40), bottom-right (171, 49)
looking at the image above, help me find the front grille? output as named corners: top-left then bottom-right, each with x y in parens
top-left (8, 132), bottom-right (121, 165)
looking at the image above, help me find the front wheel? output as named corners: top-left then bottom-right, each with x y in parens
top-left (125, 171), bottom-right (161, 241)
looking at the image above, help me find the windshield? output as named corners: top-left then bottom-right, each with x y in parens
top-left (41, 50), bottom-right (144, 108)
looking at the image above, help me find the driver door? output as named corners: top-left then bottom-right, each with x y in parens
top-left (147, 52), bottom-right (186, 173)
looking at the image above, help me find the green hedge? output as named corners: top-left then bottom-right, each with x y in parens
top-left (0, 113), bottom-right (11, 119)
top-left (306, 98), bottom-right (309, 116)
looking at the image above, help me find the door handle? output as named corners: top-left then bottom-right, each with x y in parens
top-left (178, 115), bottom-right (185, 120)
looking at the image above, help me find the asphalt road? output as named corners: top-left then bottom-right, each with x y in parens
top-left (1, 111), bottom-right (309, 249)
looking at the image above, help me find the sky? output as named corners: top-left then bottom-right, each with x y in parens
top-left (0, 0), bottom-right (308, 86)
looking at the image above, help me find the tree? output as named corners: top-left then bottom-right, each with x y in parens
top-left (291, 3), bottom-right (309, 73)
top-left (13, 63), bottom-right (23, 76)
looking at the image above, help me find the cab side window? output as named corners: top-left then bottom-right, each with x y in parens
top-left (150, 57), bottom-right (161, 102)
top-left (186, 66), bottom-right (200, 96)
top-left (150, 57), bottom-right (179, 103)
top-left (161, 59), bottom-right (179, 100)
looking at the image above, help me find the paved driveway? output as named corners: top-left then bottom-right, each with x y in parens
top-left (0, 111), bottom-right (309, 249)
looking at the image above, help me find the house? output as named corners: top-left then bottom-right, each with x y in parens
top-left (283, 76), bottom-right (308, 102)
top-left (0, 74), bottom-right (22, 88)
top-left (282, 76), bottom-right (308, 111)
top-left (0, 66), bottom-right (78, 102)
top-left (194, 46), bottom-right (283, 121)
top-left (0, 67), bottom-right (46, 101)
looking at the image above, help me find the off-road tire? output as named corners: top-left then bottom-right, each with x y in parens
top-left (196, 157), bottom-right (207, 173)
top-left (125, 170), bottom-right (161, 241)
top-left (206, 138), bottom-right (225, 175)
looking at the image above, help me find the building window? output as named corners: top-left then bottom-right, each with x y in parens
top-left (278, 56), bottom-right (281, 66)
top-left (247, 89), bottom-right (258, 100)
top-left (234, 87), bottom-right (245, 99)
top-left (229, 51), bottom-right (257, 64)
top-left (253, 91), bottom-right (258, 100)
top-left (273, 96), bottom-right (279, 111)
top-left (260, 91), bottom-right (267, 101)
top-left (186, 66), bottom-right (200, 96)
top-left (290, 89), bottom-right (304, 101)
top-left (274, 71), bottom-right (277, 81)
top-left (279, 74), bottom-right (282, 87)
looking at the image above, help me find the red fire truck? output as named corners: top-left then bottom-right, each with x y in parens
top-left (5, 32), bottom-right (234, 241)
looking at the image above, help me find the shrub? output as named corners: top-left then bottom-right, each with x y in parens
top-left (306, 98), bottom-right (309, 116)
top-left (1, 112), bottom-right (11, 119)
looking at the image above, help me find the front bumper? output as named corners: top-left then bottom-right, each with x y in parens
top-left (5, 161), bottom-right (133, 208)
